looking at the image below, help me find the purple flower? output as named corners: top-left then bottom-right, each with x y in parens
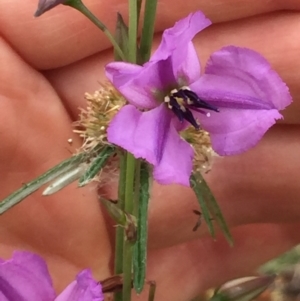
top-left (34, 0), bottom-right (66, 17)
top-left (105, 11), bottom-right (291, 186)
top-left (0, 251), bottom-right (103, 301)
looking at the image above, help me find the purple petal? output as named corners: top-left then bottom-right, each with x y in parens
top-left (197, 108), bottom-right (282, 155)
top-left (191, 46), bottom-right (291, 110)
top-left (152, 11), bottom-right (211, 86)
top-left (151, 11), bottom-right (211, 62)
top-left (34, 0), bottom-right (66, 17)
top-left (106, 59), bottom-right (176, 109)
top-left (153, 123), bottom-right (194, 186)
top-left (173, 42), bottom-right (201, 86)
top-left (0, 251), bottom-right (55, 301)
top-left (105, 62), bottom-right (142, 87)
top-left (107, 104), bottom-right (171, 165)
top-left (55, 270), bottom-right (103, 301)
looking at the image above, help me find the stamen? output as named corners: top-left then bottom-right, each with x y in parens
top-left (164, 87), bottom-right (219, 129)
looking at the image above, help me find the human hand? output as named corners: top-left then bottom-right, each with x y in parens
top-left (0, 1), bottom-right (300, 300)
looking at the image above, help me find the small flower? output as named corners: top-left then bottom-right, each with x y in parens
top-left (34, 0), bottom-right (66, 17)
top-left (0, 251), bottom-right (103, 301)
top-left (105, 11), bottom-right (291, 186)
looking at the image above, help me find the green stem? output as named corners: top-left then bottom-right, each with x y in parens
top-left (66, 0), bottom-right (126, 61)
top-left (124, 153), bottom-right (136, 213)
top-left (122, 152), bottom-right (136, 301)
top-left (114, 152), bottom-right (126, 301)
top-left (139, 0), bottom-right (158, 63)
top-left (133, 161), bottom-right (141, 217)
top-left (128, 0), bottom-right (138, 62)
top-left (122, 240), bottom-right (134, 301)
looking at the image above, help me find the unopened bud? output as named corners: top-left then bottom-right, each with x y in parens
top-left (211, 275), bottom-right (275, 301)
top-left (34, 0), bottom-right (67, 17)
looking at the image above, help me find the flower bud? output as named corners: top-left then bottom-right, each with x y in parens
top-left (34, 0), bottom-right (67, 17)
top-left (211, 275), bottom-right (275, 301)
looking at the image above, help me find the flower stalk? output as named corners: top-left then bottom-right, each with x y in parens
top-left (64, 0), bottom-right (126, 61)
top-left (117, 0), bottom-right (158, 299)
top-left (122, 153), bottom-right (136, 301)
top-left (128, 0), bottom-right (138, 63)
top-left (114, 153), bottom-right (126, 301)
top-left (139, 0), bottom-right (158, 63)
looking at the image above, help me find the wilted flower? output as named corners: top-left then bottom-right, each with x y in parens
top-left (74, 83), bottom-right (125, 152)
top-left (105, 11), bottom-right (291, 186)
top-left (0, 251), bottom-right (103, 301)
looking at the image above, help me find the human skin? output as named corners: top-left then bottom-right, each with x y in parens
top-left (0, 0), bottom-right (300, 300)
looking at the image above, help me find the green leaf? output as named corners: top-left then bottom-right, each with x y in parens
top-left (43, 164), bottom-right (87, 195)
top-left (78, 145), bottom-right (115, 187)
top-left (133, 163), bottom-right (151, 293)
top-left (114, 13), bottom-right (129, 61)
top-left (190, 173), bottom-right (215, 238)
top-left (0, 152), bottom-right (87, 214)
top-left (191, 171), bottom-right (233, 245)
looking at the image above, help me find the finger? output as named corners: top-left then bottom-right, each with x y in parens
top-left (0, 0), bottom-right (299, 68)
top-left (47, 11), bottom-right (300, 123)
top-left (133, 223), bottom-right (300, 301)
top-left (0, 37), bottom-right (111, 282)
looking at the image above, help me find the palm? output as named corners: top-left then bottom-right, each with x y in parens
top-left (0, 0), bottom-right (300, 300)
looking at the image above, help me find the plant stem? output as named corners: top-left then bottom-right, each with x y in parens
top-left (66, 0), bottom-right (126, 61)
top-left (128, 0), bottom-right (138, 62)
top-left (133, 161), bottom-right (141, 217)
top-left (122, 153), bottom-right (136, 301)
top-left (114, 152), bottom-right (126, 301)
top-left (139, 0), bottom-right (158, 63)
top-left (148, 281), bottom-right (157, 301)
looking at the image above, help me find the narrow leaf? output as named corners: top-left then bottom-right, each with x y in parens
top-left (43, 164), bottom-right (87, 195)
top-left (190, 173), bottom-right (215, 238)
top-left (78, 146), bottom-right (115, 187)
top-left (193, 171), bottom-right (233, 245)
top-left (0, 152), bottom-right (87, 214)
top-left (114, 13), bottom-right (129, 61)
top-left (133, 163), bottom-right (150, 293)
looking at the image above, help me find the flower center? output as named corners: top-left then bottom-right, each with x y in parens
top-left (164, 86), bottom-right (219, 129)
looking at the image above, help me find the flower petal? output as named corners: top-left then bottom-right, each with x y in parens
top-left (191, 46), bottom-right (291, 110)
top-left (174, 42), bottom-right (201, 86)
top-left (153, 124), bottom-right (194, 186)
top-left (197, 108), bottom-right (282, 155)
top-left (106, 59), bottom-right (175, 109)
top-left (151, 11), bottom-right (211, 62)
top-left (55, 270), bottom-right (103, 301)
top-left (152, 11), bottom-right (211, 86)
top-left (105, 62), bottom-right (142, 86)
top-left (0, 251), bottom-right (56, 301)
top-left (107, 104), bottom-right (171, 164)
